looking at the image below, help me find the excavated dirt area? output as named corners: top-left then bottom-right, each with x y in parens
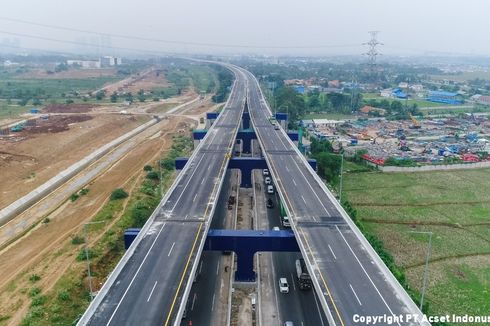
top-left (42, 103), bottom-right (99, 113)
top-left (0, 99), bottom-right (216, 325)
top-left (0, 114), bottom-right (149, 209)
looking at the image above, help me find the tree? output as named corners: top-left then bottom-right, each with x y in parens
top-left (110, 188), bottom-right (128, 200)
top-left (95, 90), bottom-right (106, 101)
top-left (110, 92), bottom-right (118, 103)
top-left (315, 152), bottom-right (342, 183)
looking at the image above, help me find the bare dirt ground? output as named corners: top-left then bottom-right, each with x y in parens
top-left (0, 99), bottom-right (217, 325)
top-left (0, 114), bottom-right (149, 209)
top-left (16, 68), bottom-right (117, 79)
top-left (100, 69), bottom-right (168, 95)
top-left (42, 103), bottom-right (99, 113)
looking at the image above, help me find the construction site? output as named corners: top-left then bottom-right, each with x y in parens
top-left (307, 113), bottom-right (490, 167)
top-left (0, 64), bottom-right (222, 325)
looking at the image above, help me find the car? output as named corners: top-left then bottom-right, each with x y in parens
top-left (279, 277), bottom-right (289, 293)
top-left (267, 185), bottom-right (274, 194)
top-left (274, 124), bottom-right (280, 130)
top-left (262, 168), bottom-right (269, 176)
top-left (272, 226), bottom-right (280, 231)
top-left (266, 198), bottom-right (274, 208)
top-left (282, 215), bottom-right (290, 228)
top-left (264, 177), bottom-right (271, 185)
top-left (284, 322), bottom-right (294, 326)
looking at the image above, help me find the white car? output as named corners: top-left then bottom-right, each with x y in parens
top-left (272, 226), bottom-right (280, 231)
top-left (263, 169), bottom-right (269, 176)
top-left (264, 177), bottom-right (271, 185)
top-left (267, 185), bottom-right (274, 194)
top-left (279, 277), bottom-right (289, 293)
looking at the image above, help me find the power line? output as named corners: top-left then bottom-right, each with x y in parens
top-left (0, 16), bottom-right (360, 50)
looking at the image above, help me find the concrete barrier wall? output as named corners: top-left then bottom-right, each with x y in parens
top-left (380, 161), bottom-right (490, 172)
top-left (0, 119), bottom-right (157, 227)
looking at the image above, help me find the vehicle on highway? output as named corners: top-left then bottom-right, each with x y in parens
top-left (295, 258), bottom-right (312, 290)
top-left (274, 124), bottom-right (280, 130)
top-left (282, 215), bottom-right (290, 227)
top-left (263, 168), bottom-right (269, 176)
top-left (284, 322), bottom-right (294, 326)
top-left (264, 176), bottom-right (271, 184)
top-left (279, 277), bottom-right (289, 293)
top-left (266, 198), bottom-right (274, 208)
top-left (267, 185), bottom-right (274, 194)
top-left (272, 226), bottom-right (280, 231)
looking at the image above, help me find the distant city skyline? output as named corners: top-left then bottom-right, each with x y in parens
top-left (1, 0), bottom-right (489, 57)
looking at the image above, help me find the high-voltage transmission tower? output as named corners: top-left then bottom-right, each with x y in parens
top-left (363, 31), bottom-right (383, 81)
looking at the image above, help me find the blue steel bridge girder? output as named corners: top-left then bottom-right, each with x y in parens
top-left (124, 229), bottom-right (300, 282)
top-left (175, 156), bottom-right (317, 188)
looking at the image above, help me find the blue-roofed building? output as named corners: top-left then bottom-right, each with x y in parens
top-left (293, 85), bottom-right (305, 94)
top-left (427, 91), bottom-right (463, 104)
top-left (392, 88), bottom-right (407, 99)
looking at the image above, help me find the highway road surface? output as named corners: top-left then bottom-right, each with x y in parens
top-left (243, 68), bottom-right (428, 326)
top-left (78, 67), bottom-right (247, 326)
top-left (254, 169), bottom-right (327, 326)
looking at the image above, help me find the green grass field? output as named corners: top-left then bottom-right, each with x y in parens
top-left (343, 167), bottom-right (490, 320)
top-left (0, 104), bottom-right (31, 120)
top-left (363, 93), bottom-right (460, 108)
top-left (431, 71), bottom-right (490, 82)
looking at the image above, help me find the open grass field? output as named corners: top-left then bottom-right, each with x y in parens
top-left (0, 104), bottom-right (31, 120)
top-left (431, 71), bottom-right (490, 82)
top-left (363, 93), bottom-right (459, 108)
top-left (343, 167), bottom-right (490, 320)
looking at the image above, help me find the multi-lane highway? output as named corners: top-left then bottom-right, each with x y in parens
top-left (78, 66), bottom-right (247, 326)
top-left (243, 68), bottom-right (428, 326)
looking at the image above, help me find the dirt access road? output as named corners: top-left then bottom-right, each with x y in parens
top-left (0, 95), bottom-right (217, 325)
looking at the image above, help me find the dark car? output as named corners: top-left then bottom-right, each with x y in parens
top-left (266, 198), bottom-right (274, 208)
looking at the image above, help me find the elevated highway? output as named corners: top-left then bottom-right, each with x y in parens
top-left (78, 66), bottom-right (247, 326)
top-left (242, 68), bottom-right (428, 326)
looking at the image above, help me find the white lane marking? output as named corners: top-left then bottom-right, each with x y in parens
top-left (291, 157), bottom-right (331, 217)
top-left (170, 155), bottom-right (206, 212)
top-left (313, 290), bottom-right (326, 326)
top-left (301, 195), bottom-right (307, 204)
top-left (167, 242), bottom-right (175, 256)
top-left (193, 194), bottom-right (198, 202)
top-left (199, 260), bottom-right (203, 274)
top-left (146, 281), bottom-right (158, 302)
top-left (208, 165), bottom-right (211, 171)
top-left (285, 165), bottom-right (290, 172)
top-left (335, 225), bottom-right (400, 326)
top-left (107, 222), bottom-right (167, 325)
top-left (291, 272), bottom-right (296, 291)
top-left (328, 244), bottom-right (337, 260)
top-left (292, 178), bottom-right (297, 186)
top-left (191, 293), bottom-right (197, 311)
top-left (184, 214), bottom-right (188, 220)
top-left (201, 178), bottom-right (206, 185)
top-left (211, 293), bottom-right (216, 311)
top-left (349, 284), bottom-right (362, 306)
top-left (216, 260), bottom-right (220, 275)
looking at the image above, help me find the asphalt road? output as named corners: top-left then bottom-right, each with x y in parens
top-left (180, 171), bottom-right (234, 326)
top-left (254, 169), bottom-right (327, 326)
top-left (243, 68), bottom-right (427, 326)
top-left (79, 67), bottom-right (248, 326)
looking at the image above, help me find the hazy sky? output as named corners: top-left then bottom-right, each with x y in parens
top-left (1, 0), bottom-right (489, 57)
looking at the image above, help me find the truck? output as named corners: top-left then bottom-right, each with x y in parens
top-left (295, 258), bottom-right (312, 290)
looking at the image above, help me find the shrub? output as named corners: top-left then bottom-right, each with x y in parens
top-left (79, 188), bottom-right (89, 196)
top-left (143, 165), bottom-right (153, 172)
top-left (29, 287), bottom-right (41, 298)
top-left (42, 217), bottom-right (50, 224)
top-left (71, 235), bottom-right (85, 245)
top-left (30, 295), bottom-right (47, 307)
top-left (57, 290), bottom-right (70, 302)
top-left (76, 248), bottom-right (96, 261)
top-left (29, 274), bottom-right (41, 283)
top-left (110, 188), bottom-right (128, 200)
top-left (146, 171), bottom-right (160, 180)
top-left (70, 193), bottom-right (80, 202)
